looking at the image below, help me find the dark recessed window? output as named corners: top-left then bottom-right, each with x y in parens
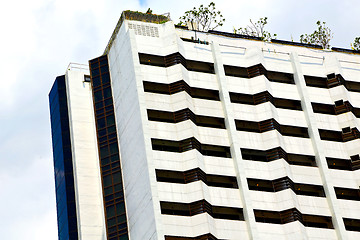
top-left (84, 75), bottom-right (91, 82)
top-left (350, 155), bottom-right (360, 162)
top-left (327, 73), bottom-right (336, 79)
top-left (342, 127), bottom-right (351, 133)
top-left (335, 100), bottom-right (344, 107)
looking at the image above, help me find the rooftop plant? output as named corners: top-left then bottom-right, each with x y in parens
top-left (300, 21), bottom-right (333, 49)
top-left (234, 17), bottom-right (277, 41)
top-left (178, 2), bottom-right (225, 32)
top-left (351, 37), bottom-right (360, 51)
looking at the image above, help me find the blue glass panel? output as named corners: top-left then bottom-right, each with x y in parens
top-left (49, 76), bottom-right (78, 240)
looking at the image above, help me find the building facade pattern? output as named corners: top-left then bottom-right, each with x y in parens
top-left (49, 14), bottom-right (360, 240)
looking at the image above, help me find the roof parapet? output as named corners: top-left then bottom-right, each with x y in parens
top-left (104, 10), bottom-right (171, 55)
top-left (66, 62), bottom-right (89, 72)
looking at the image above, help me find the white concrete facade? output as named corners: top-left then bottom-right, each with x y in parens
top-left (57, 15), bottom-right (360, 240)
top-left (65, 64), bottom-right (107, 240)
top-left (104, 18), bottom-right (360, 240)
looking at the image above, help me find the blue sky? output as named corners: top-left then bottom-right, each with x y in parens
top-left (0, 0), bottom-right (359, 239)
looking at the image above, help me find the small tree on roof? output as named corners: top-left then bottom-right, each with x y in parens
top-left (234, 17), bottom-right (277, 41)
top-left (300, 21), bottom-right (333, 49)
top-left (351, 37), bottom-right (360, 51)
top-left (178, 2), bottom-right (225, 32)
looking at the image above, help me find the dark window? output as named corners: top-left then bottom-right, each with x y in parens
top-left (229, 91), bottom-right (302, 111)
top-left (312, 103), bottom-right (336, 115)
top-left (267, 71), bottom-right (294, 84)
top-left (160, 200), bottom-right (244, 221)
top-left (335, 100), bottom-right (344, 107)
top-left (335, 187), bottom-right (360, 201)
top-left (84, 75), bottom-right (91, 82)
top-left (254, 209), bottom-right (333, 229)
top-left (152, 138), bottom-right (231, 158)
top-left (304, 75), bottom-right (327, 88)
top-left (241, 148), bottom-right (317, 167)
top-left (248, 177), bottom-right (325, 197)
top-left (344, 80), bottom-right (360, 93)
top-left (89, 55), bottom-right (129, 239)
top-left (138, 53), bottom-right (165, 67)
top-left (143, 80), bottom-right (220, 101)
top-left (139, 52), bottom-right (214, 74)
top-left (165, 233), bottom-right (219, 240)
top-left (318, 129), bottom-right (343, 141)
top-left (304, 73), bottom-right (360, 92)
top-left (156, 168), bottom-right (238, 188)
top-left (147, 109), bottom-right (225, 129)
top-left (319, 128), bottom-right (360, 142)
top-left (235, 119), bottom-right (309, 138)
top-left (344, 218), bottom-right (360, 232)
top-left (224, 65), bottom-right (248, 78)
top-left (326, 157), bottom-right (353, 171)
top-left (224, 64), bottom-right (294, 84)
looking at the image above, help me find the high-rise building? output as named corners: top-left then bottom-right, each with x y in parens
top-left (49, 11), bottom-right (360, 240)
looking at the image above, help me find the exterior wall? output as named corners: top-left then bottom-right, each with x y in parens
top-left (65, 65), bottom-right (107, 240)
top-left (107, 21), bottom-right (164, 239)
top-left (113, 19), bottom-right (360, 239)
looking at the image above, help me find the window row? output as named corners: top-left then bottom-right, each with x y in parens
top-left (156, 168), bottom-right (238, 188)
top-left (165, 233), bottom-right (218, 240)
top-left (312, 101), bottom-right (360, 117)
top-left (152, 137), bottom-right (231, 158)
top-left (148, 108), bottom-right (310, 138)
top-left (161, 200), bottom-right (244, 221)
top-left (242, 147), bottom-right (360, 172)
top-left (254, 208), bottom-right (333, 229)
top-left (230, 91), bottom-right (302, 111)
top-left (147, 108), bottom-right (225, 129)
top-left (89, 55), bottom-right (129, 240)
top-left (241, 147), bottom-right (316, 167)
top-left (224, 63), bottom-right (295, 84)
top-left (160, 201), bottom-right (343, 230)
top-left (235, 118), bottom-right (309, 138)
top-left (319, 127), bottom-right (360, 142)
top-left (143, 80), bottom-right (220, 101)
top-left (139, 52), bottom-right (214, 74)
top-left (144, 80), bottom-right (360, 122)
top-left (327, 156), bottom-right (360, 171)
top-left (305, 73), bottom-right (360, 92)
top-left (139, 51), bottom-right (296, 85)
top-left (248, 177), bottom-right (325, 197)
top-left (151, 137), bottom-right (359, 172)
top-left (249, 177), bottom-right (360, 200)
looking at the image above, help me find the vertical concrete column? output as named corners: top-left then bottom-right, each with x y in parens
top-left (290, 52), bottom-right (348, 240)
top-left (211, 42), bottom-right (259, 240)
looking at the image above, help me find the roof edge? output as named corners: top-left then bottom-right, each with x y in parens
top-left (103, 10), bottom-right (170, 55)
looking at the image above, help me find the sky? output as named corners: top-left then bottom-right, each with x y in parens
top-left (0, 0), bottom-right (358, 239)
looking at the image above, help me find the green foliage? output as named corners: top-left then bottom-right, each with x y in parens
top-left (234, 17), bottom-right (277, 41)
top-left (178, 2), bottom-right (225, 31)
top-left (146, 8), bottom-right (153, 14)
top-left (300, 21), bottom-right (333, 49)
top-left (351, 37), bottom-right (360, 51)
